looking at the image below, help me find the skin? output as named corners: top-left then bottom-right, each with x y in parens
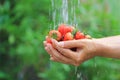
top-left (44, 35), bottom-right (120, 66)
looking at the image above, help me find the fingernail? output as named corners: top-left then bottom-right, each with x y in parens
top-left (43, 41), bottom-right (46, 44)
top-left (50, 55), bottom-right (52, 57)
top-left (45, 47), bottom-right (47, 50)
top-left (58, 42), bottom-right (64, 47)
top-left (50, 57), bottom-right (54, 61)
top-left (50, 57), bottom-right (53, 60)
top-left (46, 36), bottom-right (48, 39)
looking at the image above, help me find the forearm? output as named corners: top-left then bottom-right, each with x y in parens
top-left (94, 35), bottom-right (120, 59)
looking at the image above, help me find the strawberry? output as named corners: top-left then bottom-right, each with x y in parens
top-left (58, 24), bottom-right (75, 36)
top-left (64, 32), bottom-right (73, 41)
top-left (48, 30), bottom-right (62, 41)
top-left (58, 24), bottom-right (67, 36)
top-left (66, 26), bottom-right (75, 34)
top-left (46, 37), bottom-right (52, 44)
top-left (75, 31), bottom-right (85, 40)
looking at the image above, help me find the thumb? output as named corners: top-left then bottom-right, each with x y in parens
top-left (58, 40), bottom-right (84, 48)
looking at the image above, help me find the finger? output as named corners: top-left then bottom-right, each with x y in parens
top-left (43, 41), bottom-right (47, 47)
top-left (50, 56), bottom-right (77, 66)
top-left (50, 56), bottom-right (59, 62)
top-left (52, 39), bottom-right (77, 60)
top-left (45, 46), bottom-right (53, 55)
top-left (46, 36), bottom-right (48, 39)
top-left (76, 51), bottom-right (94, 66)
top-left (45, 45), bottom-right (60, 61)
top-left (50, 56), bottom-right (68, 64)
top-left (57, 40), bottom-right (84, 48)
top-left (50, 55), bottom-right (52, 57)
top-left (44, 36), bottom-right (49, 47)
top-left (81, 52), bottom-right (94, 62)
top-left (48, 44), bottom-right (75, 64)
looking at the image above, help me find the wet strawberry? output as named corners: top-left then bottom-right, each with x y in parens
top-left (75, 31), bottom-right (85, 40)
top-left (46, 37), bottom-right (52, 44)
top-left (49, 30), bottom-right (62, 41)
top-left (58, 24), bottom-right (75, 36)
top-left (64, 32), bottom-right (73, 41)
top-left (58, 24), bottom-right (66, 35)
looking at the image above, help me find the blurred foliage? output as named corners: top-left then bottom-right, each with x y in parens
top-left (0, 0), bottom-right (120, 80)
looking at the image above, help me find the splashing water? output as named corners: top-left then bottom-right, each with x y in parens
top-left (50, 0), bottom-right (88, 80)
top-left (50, 0), bottom-right (81, 27)
top-left (62, 0), bottom-right (68, 24)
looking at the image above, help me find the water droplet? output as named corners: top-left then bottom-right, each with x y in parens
top-left (77, 72), bottom-right (82, 79)
top-left (75, 66), bottom-right (78, 74)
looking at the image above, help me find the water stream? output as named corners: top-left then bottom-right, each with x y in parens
top-left (50, 0), bottom-right (87, 80)
top-left (62, 0), bottom-right (68, 24)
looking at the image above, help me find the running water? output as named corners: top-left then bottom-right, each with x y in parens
top-left (50, 0), bottom-right (86, 80)
top-left (62, 0), bottom-right (68, 24)
top-left (50, 0), bottom-right (80, 27)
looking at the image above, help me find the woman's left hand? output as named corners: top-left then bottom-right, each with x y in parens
top-left (44, 39), bottom-right (97, 66)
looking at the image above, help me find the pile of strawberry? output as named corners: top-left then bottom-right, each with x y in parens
top-left (46, 24), bottom-right (91, 44)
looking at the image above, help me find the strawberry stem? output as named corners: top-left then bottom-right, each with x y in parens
top-left (52, 33), bottom-right (57, 40)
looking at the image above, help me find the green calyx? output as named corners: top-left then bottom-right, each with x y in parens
top-left (51, 33), bottom-right (58, 40)
top-left (72, 28), bottom-right (78, 36)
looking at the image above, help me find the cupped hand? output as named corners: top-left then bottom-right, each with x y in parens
top-left (44, 38), bottom-right (101, 66)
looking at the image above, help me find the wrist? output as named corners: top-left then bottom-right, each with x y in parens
top-left (92, 38), bottom-right (120, 58)
top-left (92, 38), bottom-right (111, 57)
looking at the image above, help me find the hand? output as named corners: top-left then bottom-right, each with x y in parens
top-left (44, 39), bottom-right (101, 66)
top-left (44, 35), bottom-right (120, 66)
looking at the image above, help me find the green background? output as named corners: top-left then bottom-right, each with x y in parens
top-left (0, 0), bottom-right (120, 80)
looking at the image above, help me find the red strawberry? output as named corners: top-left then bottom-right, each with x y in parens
top-left (46, 37), bottom-right (52, 44)
top-left (58, 24), bottom-right (75, 36)
top-left (48, 30), bottom-right (62, 41)
top-left (58, 24), bottom-right (67, 36)
top-left (75, 31), bottom-right (85, 40)
top-left (46, 37), bottom-right (56, 48)
top-left (66, 26), bottom-right (75, 33)
top-left (64, 32), bottom-right (73, 41)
